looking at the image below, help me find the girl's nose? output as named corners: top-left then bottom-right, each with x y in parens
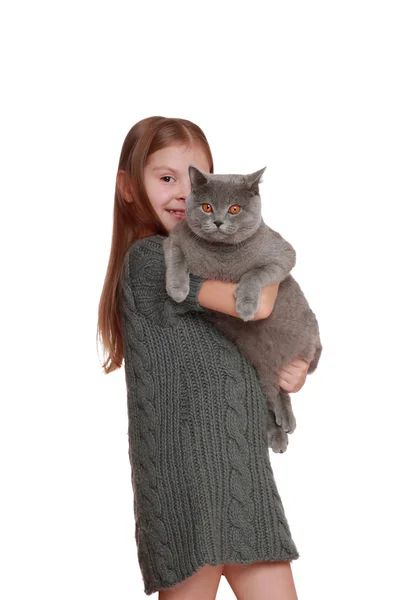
top-left (177, 178), bottom-right (191, 200)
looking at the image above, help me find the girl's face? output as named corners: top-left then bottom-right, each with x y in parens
top-left (143, 143), bottom-right (211, 232)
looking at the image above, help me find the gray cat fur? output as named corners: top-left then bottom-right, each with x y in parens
top-left (163, 165), bottom-right (322, 453)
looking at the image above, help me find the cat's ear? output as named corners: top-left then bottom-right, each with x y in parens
top-left (245, 166), bottom-right (267, 191)
top-left (188, 165), bottom-right (209, 190)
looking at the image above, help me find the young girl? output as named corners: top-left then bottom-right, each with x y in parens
top-left (97, 116), bottom-right (310, 600)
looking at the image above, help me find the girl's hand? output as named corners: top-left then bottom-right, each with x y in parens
top-left (278, 358), bottom-right (310, 393)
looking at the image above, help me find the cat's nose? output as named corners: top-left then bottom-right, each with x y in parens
top-left (214, 220), bottom-right (223, 228)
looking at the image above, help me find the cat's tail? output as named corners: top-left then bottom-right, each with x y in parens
top-left (308, 342), bottom-right (322, 374)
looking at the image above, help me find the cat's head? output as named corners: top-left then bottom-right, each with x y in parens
top-left (184, 165), bottom-right (266, 244)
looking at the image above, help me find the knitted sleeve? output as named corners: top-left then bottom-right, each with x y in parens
top-left (123, 234), bottom-right (208, 327)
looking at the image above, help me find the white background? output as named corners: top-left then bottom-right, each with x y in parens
top-left (1, 1), bottom-right (399, 598)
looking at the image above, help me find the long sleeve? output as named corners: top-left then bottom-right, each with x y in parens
top-left (122, 234), bottom-right (207, 327)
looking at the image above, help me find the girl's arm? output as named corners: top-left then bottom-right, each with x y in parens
top-left (197, 280), bottom-right (279, 320)
top-left (123, 235), bottom-right (279, 326)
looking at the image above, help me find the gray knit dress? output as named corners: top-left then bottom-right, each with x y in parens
top-left (119, 234), bottom-right (299, 596)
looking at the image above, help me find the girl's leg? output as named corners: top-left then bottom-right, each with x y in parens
top-left (223, 560), bottom-right (298, 600)
top-left (158, 563), bottom-right (224, 600)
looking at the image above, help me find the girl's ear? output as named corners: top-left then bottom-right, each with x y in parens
top-left (188, 165), bottom-right (209, 191)
top-left (117, 169), bottom-right (134, 202)
top-left (245, 166), bottom-right (267, 191)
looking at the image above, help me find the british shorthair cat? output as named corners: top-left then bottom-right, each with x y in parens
top-left (163, 165), bottom-right (322, 453)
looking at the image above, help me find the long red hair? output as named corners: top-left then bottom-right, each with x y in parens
top-left (97, 116), bottom-right (214, 374)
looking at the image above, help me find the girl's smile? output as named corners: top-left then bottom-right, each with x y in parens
top-left (165, 209), bottom-right (186, 220)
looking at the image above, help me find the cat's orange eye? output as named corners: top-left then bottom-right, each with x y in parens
top-left (202, 203), bottom-right (213, 213)
top-left (229, 205), bottom-right (241, 214)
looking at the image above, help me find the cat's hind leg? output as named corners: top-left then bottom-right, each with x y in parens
top-left (277, 390), bottom-right (296, 434)
top-left (267, 410), bottom-right (289, 453)
top-left (258, 372), bottom-right (295, 435)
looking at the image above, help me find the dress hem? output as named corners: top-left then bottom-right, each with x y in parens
top-left (143, 552), bottom-right (300, 596)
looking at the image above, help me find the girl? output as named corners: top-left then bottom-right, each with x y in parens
top-left (97, 116), bottom-right (310, 600)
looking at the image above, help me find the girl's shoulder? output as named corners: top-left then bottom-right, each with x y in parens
top-left (123, 234), bottom-right (165, 279)
top-left (129, 234), bottom-right (165, 254)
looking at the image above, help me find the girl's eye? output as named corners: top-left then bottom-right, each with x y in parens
top-left (161, 176), bottom-right (176, 183)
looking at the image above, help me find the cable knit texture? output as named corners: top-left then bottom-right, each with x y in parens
top-left (119, 234), bottom-right (299, 596)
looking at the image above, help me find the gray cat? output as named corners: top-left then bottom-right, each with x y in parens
top-left (163, 165), bottom-right (322, 453)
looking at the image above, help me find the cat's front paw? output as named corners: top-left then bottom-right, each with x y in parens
top-left (233, 293), bottom-right (258, 321)
top-left (233, 284), bottom-right (261, 321)
top-left (166, 278), bottom-right (190, 303)
top-left (235, 298), bottom-right (259, 321)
